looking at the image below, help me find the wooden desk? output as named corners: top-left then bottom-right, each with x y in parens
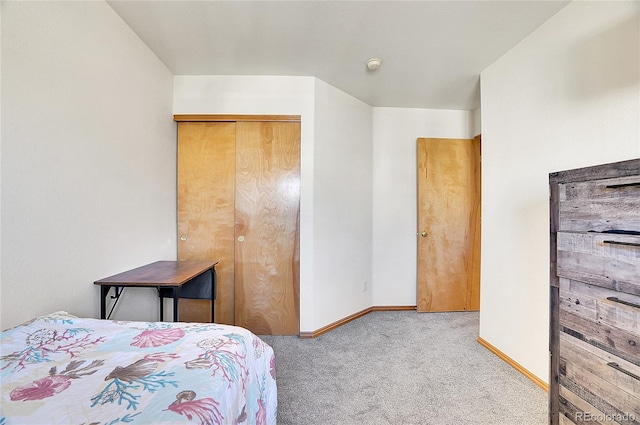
top-left (94, 261), bottom-right (217, 322)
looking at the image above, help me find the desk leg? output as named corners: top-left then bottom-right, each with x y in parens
top-left (173, 287), bottom-right (180, 322)
top-left (159, 291), bottom-right (164, 322)
top-left (211, 267), bottom-right (216, 323)
top-left (100, 286), bottom-right (110, 319)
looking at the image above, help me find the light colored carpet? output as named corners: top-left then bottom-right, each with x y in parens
top-left (260, 310), bottom-right (547, 425)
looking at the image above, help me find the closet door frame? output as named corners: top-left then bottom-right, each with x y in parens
top-left (174, 115), bottom-right (301, 123)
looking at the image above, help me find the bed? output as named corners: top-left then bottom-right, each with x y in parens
top-left (0, 312), bottom-right (277, 425)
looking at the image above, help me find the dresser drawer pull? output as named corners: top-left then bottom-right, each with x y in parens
top-left (601, 229), bottom-right (640, 235)
top-left (606, 182), bottom-right (640, 189)
top-left (607, 362), bottom-right (640, 381)
top-left (603, 240), bottom-right (640, 247)
top-left (606, 297), bottom-right (640, 309)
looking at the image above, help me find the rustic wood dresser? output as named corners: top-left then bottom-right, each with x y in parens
top-left (549, 158), bottom-right (640, 425)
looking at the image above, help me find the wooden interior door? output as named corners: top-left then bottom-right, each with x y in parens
top-left (177, 122), bottom-right (236, 324)
top-left (416, 137), bottom-right (481, 312)
top-left (234, 121), bottom-right (300, 335)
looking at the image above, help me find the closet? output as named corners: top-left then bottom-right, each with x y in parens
top-left (174, 115), bottom-right (301, 336)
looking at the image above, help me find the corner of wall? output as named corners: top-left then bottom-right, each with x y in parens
top-left (472, 107), bottom-right (481, 137)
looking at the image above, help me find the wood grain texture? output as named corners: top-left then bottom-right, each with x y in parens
top-left (558, 410), bottom-right (578, 425)
top-left (470, 135), bottom-right (482, 309)
top-left (178, 299), bottom-right (212, 323)
top-left (177, 122), bottom-right (236, 324)
top-left (234, 121), bottom-right (300, 335)
top-left (559, 201), bottom-right (640, 233)
top-left (174, 114), bottom-right (301, 122)
top-left (550, 158), bottom-right (640, 185)
top-left (557, 232), bottom-right (640, 296)
top-left (94, 261), bottom-right (215, 286)
top-left (560, 333), bottom-right (640, 402)
top-left (560, 175), bottom-right (640, 201)
top-left (559, 385), bottom-right (608, 425)
top-left (551, 160), bottom-right (640, 425)
top-left (416, 138), bottom-right (481, 312)
top-left (558, 176), bottom-right (640, 233)
top-left (559, 305), bottom-right (640, 367)
top-left (560, 278), bottom-right (640, 336)
top-left (551, 285), bottom-right (561, 425)
top-left (559, 374), bottom-right (638, 425)
top-left (551, 181), bottom-right (561, 425)
top-left (561, 363), bottom-right (637, 418)
top-left (551, 183), bottom-right (560, 290)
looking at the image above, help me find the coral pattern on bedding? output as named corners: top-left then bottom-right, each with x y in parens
top-left (0, 312), bottom-right (277, 425)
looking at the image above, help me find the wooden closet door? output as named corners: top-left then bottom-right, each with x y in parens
top-left (234, 121), bottom-right (300, 335)
top-left (177, 122), bottom-right (236, 325)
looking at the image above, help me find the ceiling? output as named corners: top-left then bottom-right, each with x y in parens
top-left (107, 0), bottom-right (570, 110)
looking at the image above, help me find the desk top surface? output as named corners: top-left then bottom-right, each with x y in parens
top-left (94, 261), bottom-right (216, 286)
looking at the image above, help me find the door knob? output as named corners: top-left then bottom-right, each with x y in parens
top-left (420, 231), bottom-right (428, 237)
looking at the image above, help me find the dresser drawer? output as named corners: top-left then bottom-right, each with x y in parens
top-left (558, 175), bottom-right (640, 232)
top-left (559, 294), bottom-right (640, 367)
top-left (559, 278), bottom-right (640, 336)
top-left (557, 232), bottom-right (640, 296)
top-left (559, 332), bottom-right (640, 423)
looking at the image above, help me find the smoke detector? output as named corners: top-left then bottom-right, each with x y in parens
top-left (366, 57), bottom-right (382, 71)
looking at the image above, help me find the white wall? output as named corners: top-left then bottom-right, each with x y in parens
top-left (1, 1), bottom-right (176, 330)
top-left (472, 107), bottom-right (481, 137)
top-left (371, 108), bottom-right (475, 306)
top-left (480, 0), bottom-right (640, 382)
top-left (313, 79), bottom-right (373, 328)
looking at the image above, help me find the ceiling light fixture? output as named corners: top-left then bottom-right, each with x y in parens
top-left (366, 57), bottom-right (382, 71)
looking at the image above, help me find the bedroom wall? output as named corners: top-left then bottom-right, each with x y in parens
top-left (371, 108), bottom-right (475, 307)
top-left (313, 79), bottom-right (373, 328)
top-left (1, 1), bottom-right (176, 330)
top-left (472, 107), bottom-right (481, 137)
top-left (480, 0), bottom-right (640, 383)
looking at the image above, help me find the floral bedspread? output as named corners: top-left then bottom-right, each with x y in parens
top-left (0, 312), bottom-right (277, 425)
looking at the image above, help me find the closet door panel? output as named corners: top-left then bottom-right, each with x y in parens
top-left (177, 122), bottom-right (236, 325)
top-left (234, 121), bottom-right (300, 335)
